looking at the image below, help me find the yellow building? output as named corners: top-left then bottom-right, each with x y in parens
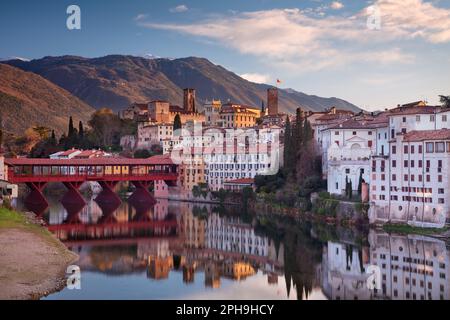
top-left (178, 151), bottom-right (206, 193)
top-left (219, 104), bottom-right (260, 128)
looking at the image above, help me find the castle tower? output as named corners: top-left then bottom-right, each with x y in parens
top-left (267, 87), bottom-right (278, 115)
top-left (183, 88), bottom-right (196, 113)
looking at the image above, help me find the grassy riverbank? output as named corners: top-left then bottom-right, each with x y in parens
top-left (0, 207), bottom-right (78, 300)
top-left (382, 223), bottom-right (450, 236)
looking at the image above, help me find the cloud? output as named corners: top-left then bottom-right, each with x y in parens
top-left (240, 73), bottom-right (270, 83)
top-left (330, 1), bottom-right (344, 10)
top-left (139, 0), bottom-right (450, 71)
top-left (170, 5), bottom-right (188, 13)
top-left (134, 14), bottom-right (148, 21)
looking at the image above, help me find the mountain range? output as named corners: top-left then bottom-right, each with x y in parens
top-left (5, 55), bottom-right (360, 114)
top-left (0, 63), bottom-right (94, 136)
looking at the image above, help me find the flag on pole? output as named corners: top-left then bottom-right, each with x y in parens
top-left (276, 79), bottom-right (282, 84)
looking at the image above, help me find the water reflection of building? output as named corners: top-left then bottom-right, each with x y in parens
top-left (321, 231), bottom-right (450, 300)
top-left (223, 261), bottom-right (256, 281)
top-left (141, 241), bottom-right (174, 280)
top-left (181, 208), bottom-right (206, 249)
top-left (369, 231), bottom-right (450, 300)
top-left (322, 242), bottom-right (372, 300)
top-left (206, 213), bottom-right (267, 257)
top-left (205, 262), bottom-right (221, 288)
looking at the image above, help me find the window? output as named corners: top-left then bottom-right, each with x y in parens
top-left (411, 145), bottom-right (415, 154)
top-left (426, 142), bottom-right (434, 153)
top-left (335, 131), bottom-right (339, 135)
top-left (345, 168), bottom-right (350, 174)
top-left (404, 145), bottom-right (409, 154)
top-left (403, 117), bottom-right (407, 123)
top-left (368, 140), bottom-right (373, 147)
top-left (392, 160), bottom-right (397, 168)
top-left (419, 145), bottom-right (423, 153)
top-left (392, 146), bottom-right (397, 154)
top-left (443, 115), bottom-right (448, 122)
top-left (416, 115), bottom-right (421, 122)
top-left (353, 131), bottom-right (357, 135)
top-left (430, 115), bottom-right (435, 122)
top-left (436, 142), bottom-right (445, 153)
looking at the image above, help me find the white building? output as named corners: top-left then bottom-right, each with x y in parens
top-left (137, 122), bottom-right (173, 150)
top-left (369, 104), bottom-right (450, 228)
top-left (324, 116), bottom-right (388, 195)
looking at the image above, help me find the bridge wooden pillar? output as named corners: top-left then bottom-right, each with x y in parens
top-left (95, 181), bottom-right (122, 205)
top-left (62, 181), bottom-right (86, 205)
top-left (129, 180), bottom-right (156, 206)
top-left (25, 182), bottom-right (48, 207)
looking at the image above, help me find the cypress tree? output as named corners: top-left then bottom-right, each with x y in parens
top-left (173, 114), bottom-right (182, 134)
top-left (68, 116), bottom-right (75, 138)
top-left (284, 116), bottom-right (292, 175)
top-left (358, 170), bottom-right (363, 195)
top-left (302, 118), bottom-right (313, 147)
top-left (50, 130), bottom-right (57, 146)
top-left (348, 180), bottom-right (353, 199)
top-left (78, 121), bottom-right (84, 139)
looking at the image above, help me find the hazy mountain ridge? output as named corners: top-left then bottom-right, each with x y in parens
top-left (0, 63), bottom-right (94, 136)
top-left (6, 55), bottom-right (361, 113)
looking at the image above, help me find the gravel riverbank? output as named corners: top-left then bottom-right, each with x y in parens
top-left (0, 209), bottom-right (78, 300)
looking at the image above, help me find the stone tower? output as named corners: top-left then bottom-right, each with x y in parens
top-left (267, 87), bottom-right (278, 115)
top-left (183, 88), bottom-right (196, 113)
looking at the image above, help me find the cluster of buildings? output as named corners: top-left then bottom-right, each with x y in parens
top-left (119, 87), bottom-right (285, 194)
top-left (308, 101), bottom-right (450, 228)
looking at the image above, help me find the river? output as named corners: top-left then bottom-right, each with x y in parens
top-left (14, 191), bottom-right (450, 300)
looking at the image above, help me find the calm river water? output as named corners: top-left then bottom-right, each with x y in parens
top-left (14, 192), bottom-right (450, 300)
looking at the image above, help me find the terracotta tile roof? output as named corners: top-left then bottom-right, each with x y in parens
top-left (403, 129), bottom-right (450, 142)
top-left (59, 149), bottom-right (80, 156)
top-left (74, 150), bottom-right (110, 158)
top-left (316, 113), bottom-right (352, 121)
top-left (388, 106), bottom-right (441, 116)
top-left (326, 118), bottom-right (386, 130)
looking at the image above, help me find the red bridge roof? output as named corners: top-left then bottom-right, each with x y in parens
top-left (5, 154), bottom-right (174, 166)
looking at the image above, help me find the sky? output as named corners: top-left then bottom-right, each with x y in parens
top-left (1, 0), bottom-right (450, 110)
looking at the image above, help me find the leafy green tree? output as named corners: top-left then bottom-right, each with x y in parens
top-left (88, 108), bottom-right (121, 148)
top-left (440, 95), bottom-right (450, 108)
top-left (134, 149), bottom-right (151, 158)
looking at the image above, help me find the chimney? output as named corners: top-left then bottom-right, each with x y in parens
top-left (267, 87), bottom-right (278, 116)
top-left (183, 88), bottom-right (196, 113)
